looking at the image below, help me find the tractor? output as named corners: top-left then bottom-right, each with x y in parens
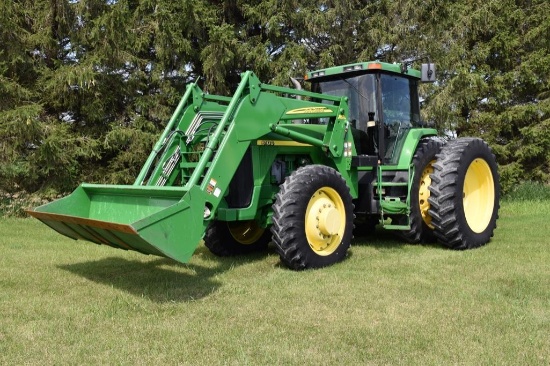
top-left (27, 61), bottom-right (500, 270)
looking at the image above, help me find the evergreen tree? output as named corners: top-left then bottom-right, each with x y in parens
top-left (424, 0), bottom-right (550, 192)
top-left (0, 0), bottom-right (548, 198)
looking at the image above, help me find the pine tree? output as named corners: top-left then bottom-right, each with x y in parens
top-left (423, 0), bottom-right (550, 192)
top-left (1, 0), bottom-right (548, 198)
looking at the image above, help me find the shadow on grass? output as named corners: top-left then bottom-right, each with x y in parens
top-left (58, 230), bottom-right (444, 299)
top-left (352, 226), bottom-right (443, 250)
top-left (58, 248), bottom-right (270, 303)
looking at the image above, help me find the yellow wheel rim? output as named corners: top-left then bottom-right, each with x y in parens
top-left (227, 221), bottom-right (266, 245)
top-left (463, 158), bottom-right (495, 233)
top-left (419, 160), bottom-right (435, 228)
top-left (305, 187), bottom-right (346, 256)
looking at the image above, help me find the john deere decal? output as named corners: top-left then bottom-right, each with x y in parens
top-left (286, 107), bottom-right (333, 115)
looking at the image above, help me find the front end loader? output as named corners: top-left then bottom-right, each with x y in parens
top-left (27, 61), bottom-right (500, 270)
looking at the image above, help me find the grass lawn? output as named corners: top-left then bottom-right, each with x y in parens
top-left (1, 200), bottom-right (548, 365)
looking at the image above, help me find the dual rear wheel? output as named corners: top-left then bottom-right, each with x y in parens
top-left (404, 137), bottom-right (499, 248)
top-left (428, 138), bottom-right (500, 249)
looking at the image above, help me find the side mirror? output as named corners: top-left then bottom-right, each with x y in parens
top-left (421, 63), bottom-right (436, 83)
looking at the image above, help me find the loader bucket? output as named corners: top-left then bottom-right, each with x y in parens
top-left (26, 184), bottom-right (207, 263)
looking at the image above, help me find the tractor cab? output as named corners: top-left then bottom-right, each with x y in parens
top-left (307, 61), bottom-right (433, 164)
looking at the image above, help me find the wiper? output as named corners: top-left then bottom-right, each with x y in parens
top-left (340, 77), bottom-right (370, 104)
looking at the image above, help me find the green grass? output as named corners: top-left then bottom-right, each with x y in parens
top-left (504, 181), bottom-right (550, 202)
top-left (1, 201), bottom-right (549, 365)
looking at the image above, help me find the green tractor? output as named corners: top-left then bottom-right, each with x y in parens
top-left (27, 61), bottom-right (500, 270)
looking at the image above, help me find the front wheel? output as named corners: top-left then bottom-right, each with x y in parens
top-left (271, 165), bottom-right (354, 270)
top-left (204, 220), bottom-right (271, 256)
top-left (428, 138), bottom-right (500, 249)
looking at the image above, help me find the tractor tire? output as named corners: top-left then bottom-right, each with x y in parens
top-left (204, 220), bottom-right (271, 256)
top-left (428, 138), bottom-right (500, 249)
top-left (399, 137), bottom-right (445, 243)
top-left (271, 165), bottom-right (354, 270)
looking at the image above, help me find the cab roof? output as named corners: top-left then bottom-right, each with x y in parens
top-left (305, 61), bottom-right (421, 81)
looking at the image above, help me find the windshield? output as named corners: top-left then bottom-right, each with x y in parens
top-left (313, 74), bottom-right (377, 131)
top-left (380, 74), bottom-right (422, 163)
top-left (380, 74), bottom-right (421, 127)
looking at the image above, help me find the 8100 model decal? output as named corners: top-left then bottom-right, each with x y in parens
top-left (256, 140), bottom-right (312, 147)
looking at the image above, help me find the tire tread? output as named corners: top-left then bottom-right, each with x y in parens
top-left (428, 138), bottom-right (500, 249)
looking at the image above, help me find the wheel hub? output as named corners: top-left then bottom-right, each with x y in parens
top-left (305, 188), bottom-right (346, 255)
top-left (463, 158), bottom-right (495, 233)
top-left (318, 206), bottom-right (341, 236)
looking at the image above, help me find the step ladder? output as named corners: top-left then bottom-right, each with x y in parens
top-left (377, 164), bottom-right (414, 230)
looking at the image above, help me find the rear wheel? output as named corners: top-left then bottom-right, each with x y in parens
top-left (271, 165), bottom-right (354, 270)
top-left (428, 138), bottom-right (500, 249)
top-left (204, 220), bottom-right (271, 256)
top-left (400, 138), bottom-right (444, 243)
